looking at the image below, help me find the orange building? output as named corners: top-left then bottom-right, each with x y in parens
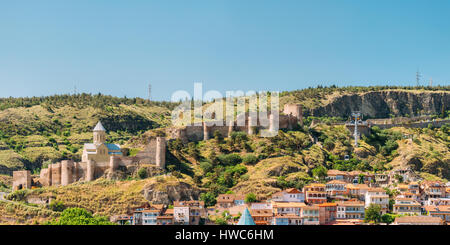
top-left (318, 203), bottom-right (337, 225)
top-left (304, 183), bottom-right (327, 204)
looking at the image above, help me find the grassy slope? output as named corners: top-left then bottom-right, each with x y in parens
top-left (0, 102), bottom-right (173, 173)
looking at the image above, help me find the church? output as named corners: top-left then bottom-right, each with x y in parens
top-left (81, 121), bottom-right (122, 163)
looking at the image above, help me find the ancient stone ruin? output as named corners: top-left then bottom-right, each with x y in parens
top-left (37, 121), bottom-right (167, 187)
top-left (167, 104), bottom-right (303, 142)
top-left (12, 170), bottom-right (32, 190)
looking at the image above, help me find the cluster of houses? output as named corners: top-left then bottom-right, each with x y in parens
top-left (111, 169), bottom-right (450, 225)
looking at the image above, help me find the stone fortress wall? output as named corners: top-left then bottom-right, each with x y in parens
top-left (167, 104), bottom-right (303, 142)
top-left (14, 105), bottom-right (304, 189)
top-left (38, 137), bottom-right (166, 187)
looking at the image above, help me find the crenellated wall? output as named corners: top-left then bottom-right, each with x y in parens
top-left (166, 104), bottom-right (303, 142)
top-left (38, 137), bottom-right (167, 187)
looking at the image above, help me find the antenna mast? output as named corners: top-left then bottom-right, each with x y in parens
top-left (416, 70), bottom-right (421, 87)
top-left (148, 84), bottom-right (152, 102)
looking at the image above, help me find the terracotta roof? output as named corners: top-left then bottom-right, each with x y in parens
top-left (173, 200), bottom-right (204, 207)
top-left (395, 197), bottom-right (416, 201)
top-left (336, 201), bottom-right (364, 206)
top-left (367, 188), bottom-right (386, 193)
top-left (424, 205), bottom-right (450, 212)
top-left (285, 188), bottom-right (302, 194)
top-left (318, 203), bottom-right (337, 207)
top-left (346, 184), bottom-right (369, 190)
top-left (327, 180), bottom-right (347, 185)
top-left (349, 171), bottom-right (363, 176)
top-left (369, 195), bottom-right (389, 198)
top-left (272, 202), bottom-right (306, 208)
top-left (305, 183), bottom-right (326, 187)
top-left (327, 170), bottom-right (348, 176)
top-left (302, 205), bottom-right (320, 210)
top-left (274, 213), bottom-right (301, 218)
top-left (217, 194), bottom-right (235, 203)
top-left (272, 191), bottom-right (284, 197)
top-left (421, 181), bottom-right (445, 187)
top-left (394, 216), bottom-right (443, 224)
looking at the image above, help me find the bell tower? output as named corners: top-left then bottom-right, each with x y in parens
top-left (93, 121), bottom-right (106, 144)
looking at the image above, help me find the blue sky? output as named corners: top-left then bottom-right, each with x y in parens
top-left (0, 0), bottom-right (449, 100)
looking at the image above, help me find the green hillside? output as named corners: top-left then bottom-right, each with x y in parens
top-left (0, 86), bottom-right (449, 224)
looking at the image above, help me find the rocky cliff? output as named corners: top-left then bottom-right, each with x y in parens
top-left (309, 90), bottom-right (449, 118)
top-left (143, 179), bottom-right (201, 205)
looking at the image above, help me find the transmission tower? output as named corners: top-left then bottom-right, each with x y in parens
top-left (148, 84), bottom-right (152, 102)
top-left (352, 111), bottom-right (361, 147)
top-left (416, 70), bottom-right (421, 87)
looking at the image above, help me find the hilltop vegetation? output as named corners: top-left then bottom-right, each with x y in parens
top-left (0, 93), bottom-right (177, 174)
top-left (0, 86), bottom-right (449, 223)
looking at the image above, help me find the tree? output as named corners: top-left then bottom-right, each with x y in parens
top-left (358, 174), bottom-right (365, 184)
top-left (364, 204), bottom-right (382, 224)
top-left (381, 213), bottom-right (398, 224)
top-left (45, 208), bottom-right (115, 225)
top-left (312, 165), bottom-right (327, 180)
top-left (394, 174), bottom-right (404, 183)
top-left (214, 217), bottom-right (228, 225)
top-left (245, 193), bottom-right (257, 203)
top-left (200, 192), bottom-right (217, 207)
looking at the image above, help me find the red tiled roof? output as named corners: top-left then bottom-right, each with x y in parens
top-left (285, 188), bottom-right (302, 194)
top-left (394, 216), bottom-right (443, 224)
top-left (319, 203), bottom-right (337, 207)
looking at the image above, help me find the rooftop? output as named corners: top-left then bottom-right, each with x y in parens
top-left (237, 208), bottom-right (256, 225)
top-left (93, 121), bottom-right (106, 131)
top-left (394, 216), bottom-right (443, 224)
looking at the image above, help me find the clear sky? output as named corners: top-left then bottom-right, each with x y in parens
top-left (0, 0), bottom-right (449, 100)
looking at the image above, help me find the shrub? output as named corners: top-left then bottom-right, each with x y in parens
top-left (242, 154), bottom-right (258, 165)
top-left (137, 168), bottom-right (148, 179)
top-left (45, 207), bottom-right (115, 225)
top-left (323, 138), bottom-right (335, 150)
top-left (200, 161), bottom-right (214, 174)
top-left (49, 200), bottom-right (66, 212)
top-left (218, 154), bottom-right (242, 166)
top-left (245, 193), bottom-right (257, 203)
top-left (172, 171), bottom-right (182, 178)
top-left (6, 189), bottom-right (28, 202)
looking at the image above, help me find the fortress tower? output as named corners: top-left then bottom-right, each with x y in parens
top-left (283, 104), bottom-right (303, 126)
top-left (155, 137), bottom-right (166, 168)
